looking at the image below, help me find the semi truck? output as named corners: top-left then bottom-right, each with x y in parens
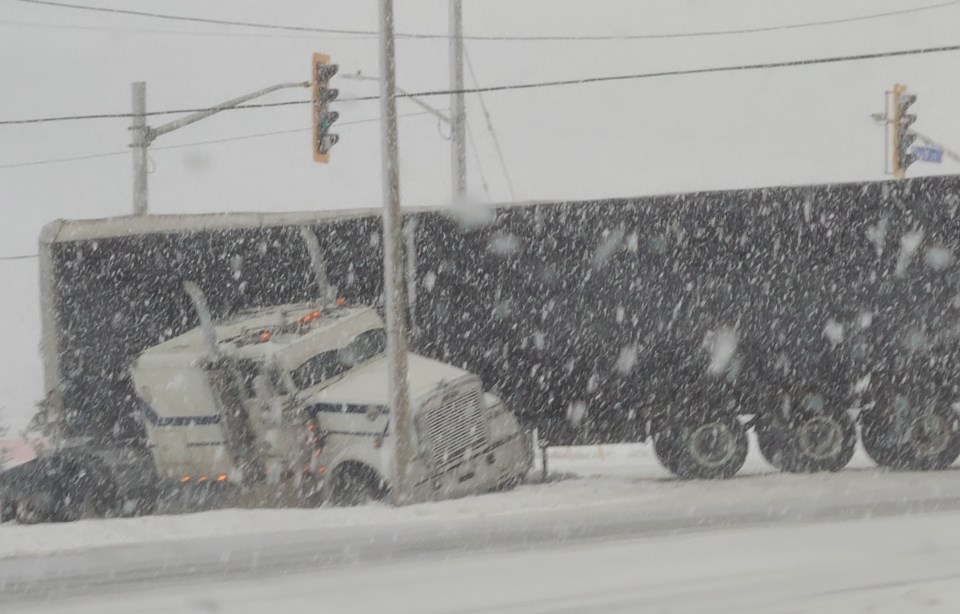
top-left (4, 174), bottom-right (960, 518)
top-left (1, 226), bottom-right (532, 523)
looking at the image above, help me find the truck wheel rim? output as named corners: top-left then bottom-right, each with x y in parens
top-left (910, 413), bottom-right (952, 457)
top-left (688, 423), bottom-right (736, 468)
top-left (798, 416), bottom-right (843, 460)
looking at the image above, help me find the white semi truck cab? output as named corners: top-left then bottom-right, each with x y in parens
top-left (130, 301), bottom-right (533, 505)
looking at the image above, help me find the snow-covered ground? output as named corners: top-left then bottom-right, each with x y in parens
top-left (16, 511), bottom-right (960, 614)
top-left (4, 443), bottom-right (960, 612)
top-left (3, 441), bottom-right (958, 560)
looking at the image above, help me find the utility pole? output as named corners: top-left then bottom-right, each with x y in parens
top-left (449, 0), bottom-right (467, 203)
top-left (128, 80), bottom-right (309, 215)
top-left (379, 0), bottom-right (415, 506)
top-left (131, 82), bottom-right (149, 216)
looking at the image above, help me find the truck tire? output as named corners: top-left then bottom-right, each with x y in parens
top-left (327, 464), bottom-right (386, 506)
top-left (14, 495), bottom-right (51, 525)
top-left (907, 405), bottom-right (960, 470)
top-left (862, 398), bottom-right (960, 471)
top-left (62, 460), bottom-right (119, 521)
top-left (757, 412), bottom-right (857, 473)
top-left (656, 415), bottom-right (748, 480)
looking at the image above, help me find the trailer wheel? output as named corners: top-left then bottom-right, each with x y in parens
top-left (327, 463), bottom-right (387, 506)
top-left (906, 406), bottom-right (960, 470)
top-left (657, 415), bottom-right (747, 479)
top-left (758, 412), bottom-right (856, 473)
top-left (863, 398), bottom-right (960, 470)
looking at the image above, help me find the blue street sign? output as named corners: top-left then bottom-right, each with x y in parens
top-left (912, 146), bottom-right (944, 163)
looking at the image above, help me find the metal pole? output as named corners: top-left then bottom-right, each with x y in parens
top-left (131, 82), bottom-right (148, 215)
top-left (152, 81), bottom-right (309, 139)
top-left (379, 0), bottom-right (415, 506)
top-left (450, 0), bottom-right (467, 203)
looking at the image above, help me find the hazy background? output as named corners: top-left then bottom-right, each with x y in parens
top-left (2, 0), bottom-right (959, 432)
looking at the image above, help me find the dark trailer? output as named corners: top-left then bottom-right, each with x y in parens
top-left (32, 174), bottom-right (960, 484)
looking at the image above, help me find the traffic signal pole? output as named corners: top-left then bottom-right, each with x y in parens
top-left (449, 0), bottom-right (467, 203)
top-left (378, 0), bottom-right (416, 506)
top-left (129, 80), bottom-right (309, 215)
top-left (131, 82), bottom-right (149, 216)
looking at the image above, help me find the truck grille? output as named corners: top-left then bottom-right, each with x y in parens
top-left (422, 385), bottom-right (487, 473)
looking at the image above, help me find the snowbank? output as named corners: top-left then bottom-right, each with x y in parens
top-left (3, 442), bottom-right (957, 561)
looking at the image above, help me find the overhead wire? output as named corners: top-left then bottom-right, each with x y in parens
top-left (0, 253), bottom-right (38, 261)
top-left (0, 19), bottom-right (360, 40)
top-left (464, 46), bottom-right (516, 201)
top-left (8, 0), bottom-right (959, 42)
top-left (465, 118), bottom-right (492, 201)
top-left (4, 42), bottom-right (960, 128)
top-left (7, 0), bottom-right (383, 37)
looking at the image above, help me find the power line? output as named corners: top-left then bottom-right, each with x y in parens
top-left (0, 149), bottom-right (126, 169)
top-left (0, 19), bottom-right (365, 40)
top-left (464, 117), bottom-right (492, 201)
top-left (404, 42), bottom-right (960, 97)
top-left (4, 42), bottom-right (960, 128)
top-left (0, 254), bottom-right (38, 261)
top-left (8, 0), bottom-right (383, 37)
top-left (465, 47), bottom-right (516, 201)
top-left (0, 110), bottom-right (437, 170)
top-left (468, 1), bottom-right (960, 41)
top-left (9, 0), bottom-right (959, 42)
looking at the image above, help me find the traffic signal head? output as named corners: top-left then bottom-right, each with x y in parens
top-left (312, 53), bottom-right (340, 163)
top-left (893, 86), bottom-right (918, 176)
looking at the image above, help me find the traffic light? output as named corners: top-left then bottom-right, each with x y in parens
top-left (312, 53), bottom-right (340, 163)
top-left (892, 84), bottom-right (917, 177)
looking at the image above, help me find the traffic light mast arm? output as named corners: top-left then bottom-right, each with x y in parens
top-left (341, 73), bottom-right (451, 124)
top-left (148, 81), bottom-right (310, 144)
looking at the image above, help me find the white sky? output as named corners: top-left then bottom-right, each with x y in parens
top-left (1, 0), bottom-right (959, 431)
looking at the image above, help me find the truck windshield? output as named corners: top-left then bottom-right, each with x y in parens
top-left (290, 328), bottom-right (386, 390)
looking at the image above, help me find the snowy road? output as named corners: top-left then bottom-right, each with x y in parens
top-left (10, 512), bottom-right (960, 613)
top-left (4, 444), bottom-right (960, 612)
